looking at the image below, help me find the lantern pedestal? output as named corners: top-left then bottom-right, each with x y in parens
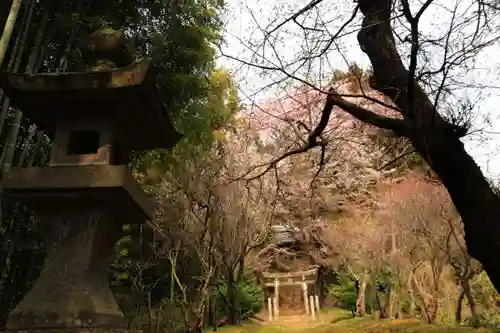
top-left (3, 165), bottom-right (154, 329)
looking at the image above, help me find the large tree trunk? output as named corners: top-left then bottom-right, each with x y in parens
top-left (353, 0), bottom-right (500, 292)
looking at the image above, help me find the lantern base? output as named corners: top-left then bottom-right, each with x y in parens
top-left (6, 208), bottom-right (124, 330)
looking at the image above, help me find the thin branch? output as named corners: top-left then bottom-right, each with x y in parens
top-left (267, 0), bottom-right (327, 35)
top-left (377, 148), bottom-right (416, 170)
top-left (320, 5), bottom-right (359, 55)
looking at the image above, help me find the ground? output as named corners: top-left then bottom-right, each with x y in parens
top-left (210, 308), bottom-right (492, 333)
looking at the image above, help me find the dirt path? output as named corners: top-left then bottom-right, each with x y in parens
top-left (256, 311), bottom-right (329, 330)
top-left (271, 314), bottom-right (319, 329)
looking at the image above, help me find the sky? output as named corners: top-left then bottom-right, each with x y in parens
top-left (216, 0), bottom-right (500, 179)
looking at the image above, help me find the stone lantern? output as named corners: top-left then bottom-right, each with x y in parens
top-left (0, 29), bottom-right (181, 330)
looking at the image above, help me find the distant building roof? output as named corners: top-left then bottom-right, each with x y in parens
top-left (271, 224), bottom-right (299, 246)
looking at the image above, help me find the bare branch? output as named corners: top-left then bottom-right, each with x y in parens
top-left (267, 0), bottom-right (327, 35)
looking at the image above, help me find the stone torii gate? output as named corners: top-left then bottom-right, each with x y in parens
top-left (263, 267), bottom-right (319, 322)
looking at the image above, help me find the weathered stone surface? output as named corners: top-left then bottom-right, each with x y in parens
top-left (1, 59), bottom-right (153, 93)
top-left (1, 165), bottom-right (154, 223)
top-left (80, 28), bottom-right (134, 70)
top-left (0, 27), bottom-right (176, 332)
top-left (0, 59), bottom-right (183, 159)
top-left (7, 209), bottom-right (125, 329)
top-left (48, 117), bottom-right (114, 167)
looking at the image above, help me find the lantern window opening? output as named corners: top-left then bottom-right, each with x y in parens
top-left (67, 130), bottom-right (101, 155)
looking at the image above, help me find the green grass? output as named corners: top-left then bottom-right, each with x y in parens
top-left (329, 318), bottom-right (492, 333)
top-left (210, 308), bottom-right (493, 333)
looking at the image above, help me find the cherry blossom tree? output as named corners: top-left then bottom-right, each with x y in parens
top-left (238, 72), bottom-right (414, 223)
top-left (322, 213), bottom-right (389, 317)
top-left (223, 0), bottom-right (500, 291)
top-left (376, 172), bottom-right (476, 323)
top-left (138, 120), bottom-right (276, 330)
